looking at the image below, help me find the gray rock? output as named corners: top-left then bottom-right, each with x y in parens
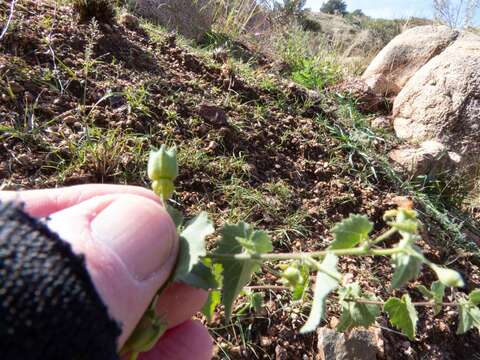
top-left (392, 32), bottom-right (480, 165)
top-left (371, 116), bottom-right (392, 130)
top-left (364, 74), bottom-right (400, 97)
top-left (198, 103), bottom-right (228, 126)
top-left (317, 327), bottom-right (383, 360)
top-left (362, 26), bottom-right (459, 94)
top-left (389, 141), bottom-right (461, 177)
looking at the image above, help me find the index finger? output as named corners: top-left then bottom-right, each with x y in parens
top-left (0, 184), bottom-right (160, 218)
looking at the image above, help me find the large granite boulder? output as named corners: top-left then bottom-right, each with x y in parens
top-left (392, 32), bottom-right (480, 163)
top-left (362, 26), bottom-right (459, 95)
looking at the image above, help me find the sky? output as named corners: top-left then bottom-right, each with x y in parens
top-left (306, 0), bottom-right (480, 24)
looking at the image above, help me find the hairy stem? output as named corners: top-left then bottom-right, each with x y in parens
top-left (242, 286), bottom-right (460, 308)
top-left (347, 298), bottom-right (459, 307)
top-left (371, 227), bottom-right (398, 245)
top-left (208, 246), bottom-right (403, 262)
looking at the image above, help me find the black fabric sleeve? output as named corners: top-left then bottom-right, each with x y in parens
top-left (0, 202), bottom-right (121, 360)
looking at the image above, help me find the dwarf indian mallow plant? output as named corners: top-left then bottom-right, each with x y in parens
top-left (120, 145), bottom-right (480, 360)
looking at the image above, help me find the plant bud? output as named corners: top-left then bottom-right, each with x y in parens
top-left (148, 145), bottom-right (178, 182)
top-left (282, 266), bottom-right (303, 287)
top-left (432, 265), bottom-right (465, 288)
top-left (396, 208), bottom-right (417, 222)
top-left (152, 179), bottom-right (175, 201)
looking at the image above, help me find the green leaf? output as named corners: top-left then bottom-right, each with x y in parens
top-left (173, 212), bottom-right (214, 286)
top-left (384, 294), bottom-right (418, 340)
top-left (391, 245), bottom-right (423, 289)
top-left (215, 223), bottom-right (272, 320)
top-left (179, 262), bottom-right (218, 291)
top-left (457, 299), bottom-right (480, 334)
top-left (300, 254), bottom-right (340, 334)
top-left (166, 205), bottom-right (184, 231)
top-left (202, 290), bottom-right (221, 322)
top-left (336, 283), bottom-right (381, 332)
top-left (236, 229), bottom-right (273, 254)
top-left (431, 281), bottom-right (446, 316)
top-left (292, 263), bottom-right (310, 301)
top-left (469, 289), bottom-right (480, 306)
top-left (416, 285), bottom-right (433, 299)
top-left (250, 292), bottom-right (264, 314)
top-left (201, 261), bottom-right (223, 322)
top-left (415, 281), bottom-right (444, 315)
top-left (329, 214), bottom-right (373, 250)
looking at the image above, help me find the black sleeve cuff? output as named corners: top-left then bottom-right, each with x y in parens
top-left (0, 202), bottom-right (121, 360)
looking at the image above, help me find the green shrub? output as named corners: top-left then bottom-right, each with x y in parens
top-left (291, 57), bottom-right (341, 90)
top-left (299, 16), bottom-right (322, 32)
top-left (274, 25), bottom-right (343, 90)
top-left (350, 9), bottom-right (365, 17)
top-left (359, 18), bottom-right (403, 45)
top-left (72, 0), bottom-right (116, 24)
top-left (320, 0), bottom-right (347, 15)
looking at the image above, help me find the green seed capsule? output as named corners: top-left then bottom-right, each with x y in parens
top-left (148, 145), bottom-right (178, 182)
top-left (282, 266), bottom-right (303, 287)
top-left (152, 179), bottom-right (175, 201)
top-left (432, 265), bottom-right (465, 288)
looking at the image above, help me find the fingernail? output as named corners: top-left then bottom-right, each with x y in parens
top-left (91, 195), bottom-right (176, 281)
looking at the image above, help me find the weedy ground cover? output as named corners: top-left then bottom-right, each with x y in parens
top-left (122, 145), bottom-right (479, 360)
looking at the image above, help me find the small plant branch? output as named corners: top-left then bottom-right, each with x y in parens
top-left (305, 256), bottom-right (343, 282)
top-left (348, 298), bottom-right (459, 307)
top-left (0, 0), bottom-right (17, 41)
top-left (371, 227), bottom-right (398, 245)
top-left (242, 287), bottom-right (461, 308)
top-left (238, 288), bottom-right (461, 308)
top-left (208, 246), bottom-right (404, 262)
top-left (245, 285), bottom-right (290, 291)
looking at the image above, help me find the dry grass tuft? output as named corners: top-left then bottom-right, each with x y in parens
top-left (72, 0), bottom-right (116, 24)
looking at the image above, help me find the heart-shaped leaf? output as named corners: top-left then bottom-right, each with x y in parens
top-left (329, 214), bottom-right (373, 250)
top-left (384, 294), bottom-right (418, 340)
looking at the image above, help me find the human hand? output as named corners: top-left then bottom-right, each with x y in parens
top-left (0, 184), bottom-right (213, 360)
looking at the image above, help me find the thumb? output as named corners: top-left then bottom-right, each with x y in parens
top-left (45, 194), bottom-right (179, 347)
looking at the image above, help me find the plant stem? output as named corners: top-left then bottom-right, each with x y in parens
top-left (371, 227), bottom-right (398, 245)
top-left (208, 247), bottom-right (403, 262)
top-left (242, 286), bottom-right (460, 308)
top-left (349, 298), bottom-right (459, 307)
top-left (245, 285), bottom-right (289, 291)
top-left (241, 287), bottom-right (460, 308)
top-left (306, 256), bottom-right (343, 282)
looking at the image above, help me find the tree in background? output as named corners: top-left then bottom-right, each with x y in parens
top-left (351, 9), bottom-right (365, 17)
top-left (273, 0), bottom-right (307, 18)
top-left (433, 0), bottom-right (480, 28)
top-left (270, 0), bottom-right (322, 32)
top-left (320, 0), bottom-right (347, 15)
